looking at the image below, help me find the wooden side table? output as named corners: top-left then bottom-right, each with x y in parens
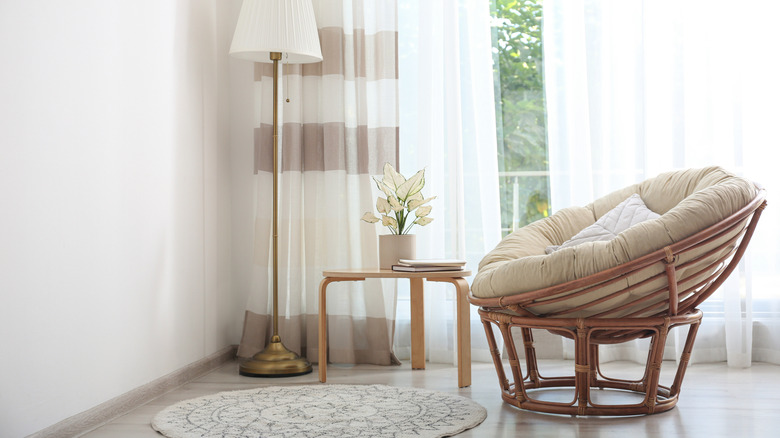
top-left (318, 268), bottom-right (473, 388)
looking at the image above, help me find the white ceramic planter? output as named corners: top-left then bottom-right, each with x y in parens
top-left (379, 234), bottom-right (416, 269)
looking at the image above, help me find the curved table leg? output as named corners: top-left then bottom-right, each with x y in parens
top-left (429, 277), bottom-right (471, 388)
top-left (410, 277), bottom-right (425, 370)
top-left (318, 277), bottom-right (364, 383)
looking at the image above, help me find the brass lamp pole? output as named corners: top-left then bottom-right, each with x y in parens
top-left (229, 0), bottom-right (322, 377)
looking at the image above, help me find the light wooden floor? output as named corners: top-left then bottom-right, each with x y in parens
top-left (83, 359), bottom-right (780, 437)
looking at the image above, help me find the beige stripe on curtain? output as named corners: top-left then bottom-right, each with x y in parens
top-left (237, 0), bottom-right (400, 366)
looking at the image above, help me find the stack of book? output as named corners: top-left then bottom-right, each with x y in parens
top-left (391, 259), bottom-right (467, 272)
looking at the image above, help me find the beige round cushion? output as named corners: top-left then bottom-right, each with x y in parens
top-left (471, 167), bottom-right (758, 316)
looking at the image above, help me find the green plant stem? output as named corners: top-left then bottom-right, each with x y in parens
top-left (402, 212), bottom-right (416, 235)
top-left (404, 214), bottom-right (415, 234)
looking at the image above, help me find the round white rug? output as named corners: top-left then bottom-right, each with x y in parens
top-left (151, 384), bottom-right (486, 438)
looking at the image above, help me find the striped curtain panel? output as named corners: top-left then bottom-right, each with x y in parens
top-left (237, 0), bottom-right (400, 365)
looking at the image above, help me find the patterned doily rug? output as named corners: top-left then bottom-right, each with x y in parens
top-left (151, 384), bottom-right (486, 438)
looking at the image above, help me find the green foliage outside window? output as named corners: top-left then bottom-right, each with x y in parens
top-left (491, 0), bottom-right (549, 235)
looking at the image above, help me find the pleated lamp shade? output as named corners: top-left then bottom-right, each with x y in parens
top-left (229, 0), bottom-right (322, 64)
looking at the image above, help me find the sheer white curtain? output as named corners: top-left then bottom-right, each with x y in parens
top-left (544, 0), bottom-right (780, 366)
top-left (396, 0), bottom-right (502, 364)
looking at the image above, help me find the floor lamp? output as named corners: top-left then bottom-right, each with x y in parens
top-left (229, 0), bottom-right (322, 377)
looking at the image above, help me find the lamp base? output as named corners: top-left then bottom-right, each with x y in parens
top-left (239, 335), bottom-right (313, 377)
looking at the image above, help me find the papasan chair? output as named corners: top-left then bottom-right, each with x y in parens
top-left (469, 166), bottom-right (766, 416)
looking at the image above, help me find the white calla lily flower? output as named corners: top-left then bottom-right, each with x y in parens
top-left (382, 162), bottom-right (406, 191)
top-left (408, 191), bottom-right (424, 202)
top-left (381, 215), bottom-right (398, 230)
top-left (376, 197), bottom-right (392, 214)
top-left (388, 196), bottom-right (404, 212)
top-left (408, 196), bottom-right (436, 211)
top-left (415, 217), bottom-right (433, 226)
top-left (373, 176), bottom-right (394, 198)
top-left (396, 169), bottom-right (425, 200)
top-left (361, 212), bottom-right (380, 223)
top-left (415, 205), bottom-right (432, 217)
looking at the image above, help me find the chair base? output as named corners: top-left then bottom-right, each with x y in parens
top-left (479, 307), bottom-right (703, 416)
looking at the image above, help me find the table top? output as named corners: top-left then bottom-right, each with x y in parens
top-left (322, 268), bottom-right (472, 279)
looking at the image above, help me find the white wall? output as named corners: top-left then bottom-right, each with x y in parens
top-left (0, 1), bottom-right (250, 436)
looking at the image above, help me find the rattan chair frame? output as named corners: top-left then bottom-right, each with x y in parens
top-left (469, 190), bottom-right (766, 416)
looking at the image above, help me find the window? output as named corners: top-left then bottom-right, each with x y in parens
top-left (491, 0), bottom-right (548, 236)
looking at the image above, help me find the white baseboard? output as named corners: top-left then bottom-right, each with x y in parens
top-left (28, 345), bottom-right (237, 438)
